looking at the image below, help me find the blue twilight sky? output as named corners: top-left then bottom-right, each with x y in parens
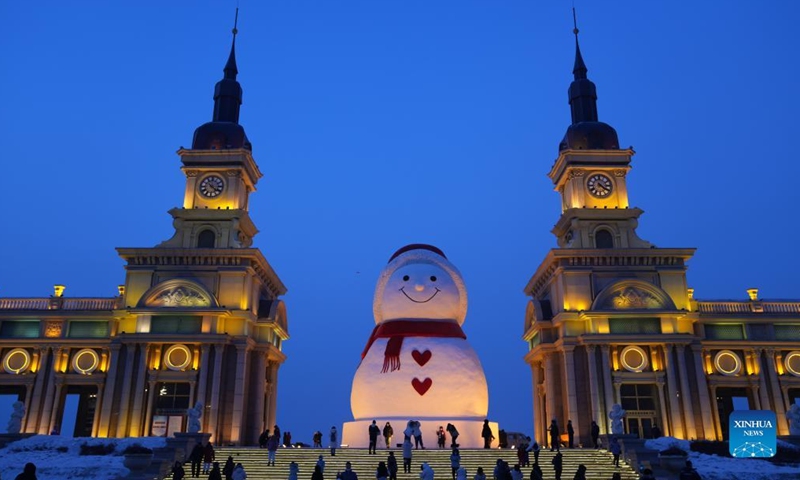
top-left (1, 1), bottom-right (799, 440)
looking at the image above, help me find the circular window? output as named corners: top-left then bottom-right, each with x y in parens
top-left (72, 349), bottom-right (99, 375)
top-left (3, 348), bottom-right (31, 374)
top-left (714, 350), bottom-right (742, 376)
top-left (620, 346), bottom-right (649, 372)
top-left (785, 351), bottom-right (800, 377)
top-left (164, 344), bottom-right (192, 371)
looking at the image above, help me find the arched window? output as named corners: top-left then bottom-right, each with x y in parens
top-left (595, 229), bottom-right (614, 248)
top-left (197, 230), bottom-right (216, 248)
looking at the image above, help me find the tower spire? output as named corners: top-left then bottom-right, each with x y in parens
top-left (224, 8), bottom-right (239, 80)
top-left (572, 8), bottom-right (587, 80)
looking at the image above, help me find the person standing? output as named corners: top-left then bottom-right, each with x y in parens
top-left (449, 448), bottom-right (461, 480)
top-left (383, 422), bottom-right (394, 449)
top-left (223, 456), bottom-right (235, 480)
top-left (412, 421), bottom-right (424, 449)
top-left (609, 438), bottom-right (621, 468)
top-left (171, 461), bottom-right (186, 480)
top-left (273, 425), bottom-right (281, 443)
top-left (572, 464), bottom-right (586, 480)
top-left (377, 461), bottom-right (389, 480)
top-left (189, 442), bottom-right (204, 478)
top-left (387, 451), bottom-right (398, 480)
top-left (267, 433), bottom-right (280, 466)
top-left (314, 431), bottom-right (324, 448)
top-left (330, 426), bottom-right (339, 456)
top-left (481, 419), bottom-right (494, 449)
top-left (208, 462), bottom-right (223, 480)
top-left (651, 423), bottom-right (662, 439)
top-left (402, 437), bottom-right (413, 473)
top-left (590, 421), bottom-right (600, 449)
top-left (678, 461), bottom-right (702, 480)
top-left (284, 431), bottom-right (293, 448)
top-left (312, 465), bottom-right (324, 480)
top-left (259, 429), bottom-right (270, 448)
top-left (288, 461), bottom-right (300, 480)
top-left (474, 467), bottom-right (486, 480)
top-left (530, 463), bottom-right (543, 480)
top-left (317, 455), bottom-right (326, 474)
top-left (548, 420), bottom-right (560, 452)
top-left (446, 423), bottom-right (459, 448)
top-left (203, 442), bottom-right (216, 475)
top-left (456, 467), bottom-right (467, 480)
top-left (369, 420), bottom-right (381, 454)
top-left (551, 453), bottom-right (563, 480)
top-left (340, 461), bottom-right (358, 480)
top-left (510, 464), bottom-right (523, 480)
top-left (566, 421), bottom-right (574, 449)
top-left (528, 441), bottom-right (540, 465)
top-left (437, 426), bottom-right (447, 449)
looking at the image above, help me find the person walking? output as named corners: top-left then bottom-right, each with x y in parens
top-left (551, 452), bottom-right (563, 480)
top-left (340, 462), bottom-right (358, 480)
top-left (288, 461), bottom-right (300, 480)
top-left (529, 441), bottom-right (540, 464)
top-left (446, 423), bottom-right (459, 448)
top-left (437, 426), bottom-right (447, 449)
top-left (590, 421), bottom-right (600, 449)
top-left (317, 455), bottom-right (326, 474)
top-left (474, 467), bottom-right (486, 480)
top-left (376, 461), bottom-right (389, 480)
top-left (171, 461), bottom-right (186, 480)
top-left (208, 462), bottom-right (223, 480)
top-left (548, 420), bottom-right (560, 452)
top-left (481, 419), bottom-right (494, 449)
top-left (402, 437), bottom-right (413, 473)
top-left (330, 426), bottom-right (339, 456)
top-left (267, 433), bottom-right (280, 466)
top-left (203, 442), bottom-right (216, 475)
top-left (369, 420), bottom-right (381, 454)
top-left (231, 463), bottom-right (247, 480)
top-left (609, 438), bottom-right (621, 468)
top-left (223, 456), bottom-right (235, 480)
top-left (383, 422), bottom-right (394, 449)
top-left (387, 451), bottom-right (398, 480)
top-left (449, 448), bottom-right (461, 480)
top-left (529, 463), bottom-right (543, 480)
top-left (566, 421), bottom-right (574, 449)
top-left (312, 465), bottom-right (324, 480)
top-left (190, 442), bottom-right (204, 478)
top-left (571, 464), bottom-right (586, 480)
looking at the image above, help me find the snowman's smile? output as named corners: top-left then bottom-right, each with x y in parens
top-left (400, 287), bottom-right (440, 303)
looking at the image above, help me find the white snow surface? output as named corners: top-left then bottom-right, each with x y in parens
top-left (0, 435), bottom-right (166, 479)
top-left (644, 436), bottom-right (800, 480)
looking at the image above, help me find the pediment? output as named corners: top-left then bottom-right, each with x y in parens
top-left (592, 280), bottom-right (676, 311)
top-left (138, 279), bottom-right (218, 308)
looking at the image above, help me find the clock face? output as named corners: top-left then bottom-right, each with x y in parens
top-left (587, 174), bottom-right (613, 198)
top-left (199, 175), bottom-right (224, 198)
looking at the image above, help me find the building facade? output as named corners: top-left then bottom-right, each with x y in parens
top-left (0, 32), bottom-right (288, 445)
top-left (523, 33), bottom-right (800, 446)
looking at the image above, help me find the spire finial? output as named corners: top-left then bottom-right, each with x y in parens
top-left (232, 7), bottom-right (239, 39)
top-left (571, 7), bottom-right (588, 80)
top-left (223, 7), bottom-right (239, 80)
top-left (572, 7), bottom-right (579, 39)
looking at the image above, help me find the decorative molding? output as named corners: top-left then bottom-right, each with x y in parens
top-left (44, 321), bottom-right (63, 338)
top-left (153, 287), bottom-right (209, 307)
top-left (592, 279), bottom-right (676, 311)
top-left (613, 169), bottom-right (626, 177)
top-left (185, 170), bottom-right (199, 177)
top-left (568, 169), bottom-right (585, 179)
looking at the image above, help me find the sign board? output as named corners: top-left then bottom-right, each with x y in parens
top-left (151, 416), bottom-right (168, 437)
top-left (729, 410), bottom-right (776, 458)
top-left (168, 415), bottom-right (184, 436)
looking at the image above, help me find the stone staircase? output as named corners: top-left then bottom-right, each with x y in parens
top-left (168, 447), bottom-right (642, 480)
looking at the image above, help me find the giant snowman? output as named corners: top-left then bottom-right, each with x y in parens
top-left (342, 244), bottom-right (497, 448)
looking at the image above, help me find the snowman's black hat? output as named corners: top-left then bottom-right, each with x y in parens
top-left (388, 244), bottom-right (446, 262)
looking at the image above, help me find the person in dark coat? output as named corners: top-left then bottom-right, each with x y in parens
top-left (267, 433), bottom-right (280, 466)
top-left (590, 421), bottom-right (600, 449)
top-left (437, 426), bottom-right (447, 449)
top-left (449, 448), bottom-right (461, 480)
top-left (207, 462), bottom-right (223, 480)
top-left (679, 461), bottom-right (702, 480)
top-left (284, 431), bottom-right (293, 448)
top-left (376, 461), bottom-right (389, 480)
top-left (481, 419), bottom-right (494, 449)
top-left (203, 442), bottom-right (216, 474)
top-left (312, 465), bottom-right (324, 480)
top-left (402, 437), bottom-right (413, 473)
top-left (172, 461), bottom-right (186, 480)
top-left (314, 430), bottom-right (324, 448)
top-left (498, 429), bottom-right (508, 449)
top-left (609, 437), bottom-right (621, 468)
top-left (572, 464), bottom-right (586, 480)
top-left (566, 421), bottom-right (574, 449)
top-left (548, 420), bottom-right (560, 452)
top-left (651, 423), bottom-right (662, 439)
top-left (387, 451), bottom-right (398, 480)
top-left (15, 462), bottom-right (37, 480)
top-left (190, 442), bottom-right (205, 478)
top-left (340, 461), bottom-right (358, 480)
top-left (528, 441), bottom-right (540, 464)
top-left (273, 424), bottom-right (281, 442)
top-left (259, 429), bottom-right (270, 448)
top-left (383, 422), bottom-right (394, 449)
top-left (223, 455), bottom-right (235, 480)
top-left (369, 420), bottom-right (381, 454)
top-left (529, 462), bottom-right (543, 480)
top-left (551, 453), bottom-right (563, 480)
top-left (446, 423), bottom-right (459, 448)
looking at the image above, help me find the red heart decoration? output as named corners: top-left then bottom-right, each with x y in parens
top-left (412, 378), bottom-right (432, 396)
top-left (412, 349), bottom-right (432, 367)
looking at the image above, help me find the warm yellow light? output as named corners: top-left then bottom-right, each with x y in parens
top-left (72, 349), bottom-right (100, 375)
top-left (53, 284), bottom-right (66, 297)
top-left (714, 350), bottom-right (742, 376)
top-left (620, 346), bottom-right (648, 372)
top-left (3, 348), bottom-right (31, 374)
top-left (164, 344), bottom-right (192, 371)
top-left (785, 351), bottom-right (800, 377)
top-left (746, 288), bottom-right (759, 301)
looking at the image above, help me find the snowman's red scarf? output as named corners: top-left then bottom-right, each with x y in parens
top-left (361, 319), bottom-right (466, 373)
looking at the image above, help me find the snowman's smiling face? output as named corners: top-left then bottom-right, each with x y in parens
top-left (379, 262), bottom-right (461, 322)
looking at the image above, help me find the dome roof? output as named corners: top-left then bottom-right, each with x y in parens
top-left (559, 121), bottom-right (619, 151)
top-left (192, 121), bottom-right (252, 151)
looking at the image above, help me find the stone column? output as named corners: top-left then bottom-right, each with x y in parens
top-left (531, 360), bottom-right (543, 443)
top-left (25, 347), bottom-right (49, 433)
top-left (128, 344), bottom-right (151, 437)
top-left (709, 385), bottom-right (722, 440)
top-left (195, 344), bottom-right (211, 408)
top-left (38, 346), bottom-right (63, 434)
top-left (536, 385), bottom-right (547, 445)
top-left (91, 386), bottom-right (104, 437)
top-left (562, 346), bottom-right (581, 443)
top-left (663, 344), bottom-right (685, 438)
top-left (251, 350), bottom-right (267, 442)
top-left (675, 345), bottom-right (696, 438)
top-left (600, 345), bottom-right (615, 420)
top-left (656, 380), bottom-right (670, 437)
top-left (22, 383), bottom-right (33, 432)
top-left (754, 349), bottom-right (771, 413)
top-left (267, 360), bottom-right (280, 433)
top-left (690, 347), bottom-right (716, 440)
top-left (585, 345), bottom-right (604, 433)
top-left (115, 344), bottom-right (137, 437)
top-left (766, 349), bottom-right (789, 434)
top-left (207, 343), bottom-right (225, 442)
top-left (229, 344), bottom-right (250, 444)
top-left (98, 344), bottom-right (121, 437)
top-left (143, 380), bottom-right (157, 436)
top-left (543, 352), bottom-right (557, 439)
top-left (48, 378), bottom-right (65, 435)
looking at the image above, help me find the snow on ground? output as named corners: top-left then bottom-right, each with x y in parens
top-left (0, 435), bottom-right (166, 480)
top-left (644, 437), bottom-right (800, 480)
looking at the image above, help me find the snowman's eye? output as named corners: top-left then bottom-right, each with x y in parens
top-left (403, 275), bottom-right (409, 281)
top-left (430, 276), bottom-right (437, 282)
